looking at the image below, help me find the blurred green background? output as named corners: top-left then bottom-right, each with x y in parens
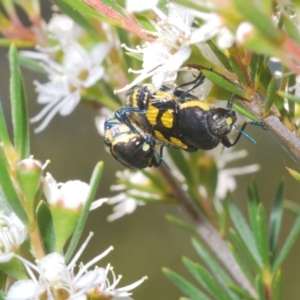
top-left (1, 5), bottom-right (300, 298)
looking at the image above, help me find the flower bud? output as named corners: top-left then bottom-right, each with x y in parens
top-left (16, 158), bottom-right (43, 207)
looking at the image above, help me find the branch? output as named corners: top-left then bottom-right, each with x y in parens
top-left (158, 165), bottom-right (257, 298)
top-left (242, 94), bottom-right (300, 158)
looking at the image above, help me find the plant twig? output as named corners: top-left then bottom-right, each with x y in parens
top-left (157, 165), bottom-right (257, 298)
top-left (242, 93), bottom-right (300, 158)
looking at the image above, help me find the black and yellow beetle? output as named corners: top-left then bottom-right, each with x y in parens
top-left (115, 82), bottom-right (242, 151)
top-left (104, 114), bottom-right (165, 169)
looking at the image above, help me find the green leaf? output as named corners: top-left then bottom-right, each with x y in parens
top-left (247, 185), bottom-right (269, 268)
top-left (61, 0), bottom-right (128, 25)
top-left (272, 269), bottom-right (282, 300)
top-left (228, 241), bottom-right (255, 284)
top-left (182, 257), bottom-right (232, 300)
top-left (0, 38), bottom-right (34, 47)
top-left (228, 230), bottom-right (260, 277)
top-left (250, 180), bottom-right (261, 203)
top-left (283, 15), bottom-right (300, 45)
top-left (52, 0), bottom-right (99, 37)
top-left (287, 73), bottom-right (296, 119)
top-left (202, 69), bottom-right (247, 98)
top-left (163, 268), bottom-right (210, 300)
top-left (226, 197), bottom-right (262, 267)
top-left (96, 0), bottom-right (126, 17)
top-left (0, 290), bottom-right (5, 300)
top-left (0, 101), bottom-right (12, 147)
top-left (284, 200), bottom-right (300, 215)
top-left (286, 167), bottom-right (300, 181)
top-left (277, 91), bottom-right (300, 104)
top-left (135, 14), bottom-right (156, 31)
top-left (229, 56), bottom-right (247, 85)
top-left (65, 161), bottom-right (104, 262)
top-left (157, 0), bottom-right (169, 13)
top-left (116, 27), bottom-right (135, 83)
top-left (9, 45), bottom-right (29, 159)
top-left (233, 0), bottom-right (280, 41)
top-left (0, 257), bottom-right (27, 280)
top-left (0, 270), bottom-right (7, 290)
top-left (255, 204), bottom-right (269, 268)
top-left (207, 40), bottom-right (232, 71)
top-left (232, 102), bottom-right (259, 122)
top-left (255, 275), bottom-right (265, 300)
top-left (268, 181), bottom-right (284, 264)
top-left (0, 147), bottom-right (28, 224)
top-left (249, 53), bottom-right (258, 84)
top-left (51, 205), bottom-right (81, 252)
top-left (227, 284), bottom-right (257, 300)
top-left (165, 215), bottom-right (197, 234)
top-left (18, 55), bottom-right (47, 74)
top-left (273, 212), bottom-right (300, 272)
top-left (60, 0), bottom-right (112, 22)
top-left (37, 201), bottom-right (56, 254)
top-left (247, 185), bottom-right (259, 237)
top-left (260, 0), bottom-right (273, 14)
top-left (264, 78), bottom-right (277, 117)
top-left (256, 57), bottom-right (272, 90)
top-left (191, 238), bottom-right (238, 297)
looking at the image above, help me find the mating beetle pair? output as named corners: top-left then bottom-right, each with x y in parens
top-left (104, 72), bottom-right (263, 169)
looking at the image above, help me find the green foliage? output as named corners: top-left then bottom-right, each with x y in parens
top-left (2, 0), bottom-right (300, 299)
top-left (165, 181), bottom-right (300, 299)
top-left (37, 201), bottom-right (56, 254)
top-left (9, 45), bottom-right (29, 160)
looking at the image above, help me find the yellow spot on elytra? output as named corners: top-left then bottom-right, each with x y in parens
top-left (161, 110), bottom-right (174, 128)
top-left (146, 103), bottom-right (159, 125)
top-left (169, 137), bottom-right (188, 149)
top-left (154, 131), bottom-right (169, 144)
top-left (180, 100), bottom-right (213, 111)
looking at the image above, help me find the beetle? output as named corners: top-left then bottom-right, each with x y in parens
top-left (115, 81), bottom-right (240, 151)
top-left (104, 114), bottom-right (165, 169)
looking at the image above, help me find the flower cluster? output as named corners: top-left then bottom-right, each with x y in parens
top-left (116, 2), bottom-right (238, 93)
top-left (7, 234), bottom-right (146, 299)
top-left (21, 14), bottom-right (111, 133)
top-left (0, 212), bottom-right (27, 262)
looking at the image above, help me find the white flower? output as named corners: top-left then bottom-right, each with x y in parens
top-left (44, 173), bottom-right (107, 210)
top-left (115, 5), bottom-right (194, 93)
top-left (106, 193), bottom-right (146, 222)
top-left (213, 149), bottom-right (260, 199)
top-left (116, 4), bottom-right (237, 93)
top-left (20, 41), bottom-right (110, 133)
top-left (0, 212), bottom-right (27, 262)
top-left (47, 14), bottom-right (84, 43)
top-left (103, 170), bottom-right (163, 221)
top-left (30, 78), bottom-right (81, 132)
top-left (236, 22), bottom-right (255, 45)
top-left (186, 12), bottom-right (235, 49)
top-left (7, 233), bottom-right (147, 299)
top-left (43, 173), bottom-right (91, 209)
